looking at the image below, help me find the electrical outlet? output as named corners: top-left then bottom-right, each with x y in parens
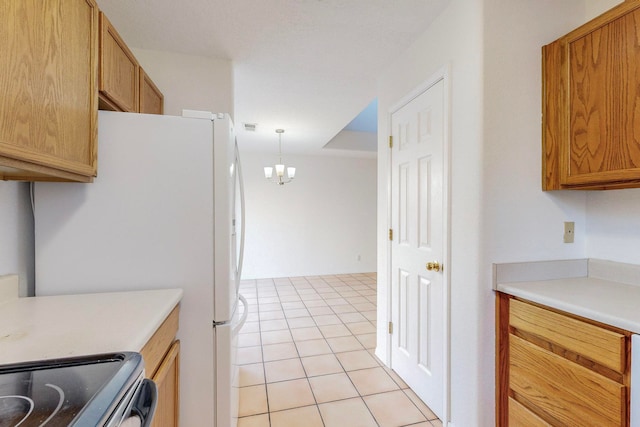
top-left (564, 221), bottom-right (575, 243)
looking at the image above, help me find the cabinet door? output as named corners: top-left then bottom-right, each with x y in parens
top-left (151, 340), bottom-right (180, 427)
top-left (543, 1), bottom-right (640, 190)
top-left (139, 68), bottom-right (164, 115)
top-left (98, 12), bottom-right (139, 112)
top-left (566, 6), bottom-right (640, 187)
top-left (0, 0), bottom-right (98, 181)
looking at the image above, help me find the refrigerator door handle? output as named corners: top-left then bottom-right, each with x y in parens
top-left (232, 294), bottom-right (249, 336)
top-left (235, 140), bottom-right (246, 289)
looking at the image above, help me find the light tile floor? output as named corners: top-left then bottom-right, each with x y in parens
top-left (237, 273), bottom-right (442, 427)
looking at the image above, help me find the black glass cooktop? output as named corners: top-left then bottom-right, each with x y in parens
top-left (0, 353), bottom-right (139, 427)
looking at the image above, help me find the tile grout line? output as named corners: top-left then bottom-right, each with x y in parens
top-left (239, 273), bottom-right (438, 427)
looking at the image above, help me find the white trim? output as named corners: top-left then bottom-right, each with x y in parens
top-left (383, 105), bottom-right (394, 366)
top-left (386, 64), bottom-right (452, 425)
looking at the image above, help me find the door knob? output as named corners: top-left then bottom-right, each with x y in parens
top-left (426, 261), bottom-right (441, 272)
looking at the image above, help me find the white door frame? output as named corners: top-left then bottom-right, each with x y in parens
top-left (386, 65), bottom-right (451, 424)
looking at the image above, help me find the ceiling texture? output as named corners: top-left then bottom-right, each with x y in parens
top-left (95, 0), bottom-right (449, 157)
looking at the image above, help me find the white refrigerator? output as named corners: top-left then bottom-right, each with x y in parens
top-left (33, 110), bottom-right (247, 427)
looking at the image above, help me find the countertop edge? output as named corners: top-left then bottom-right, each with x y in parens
top-left (494, 258), bottom-right (640, 333)
top-left (497, 279), bottom-right (640, 334)
top-left (126, 289), bottom-right (184, 352)
top-left (0, 288), bottom-right (184, 365)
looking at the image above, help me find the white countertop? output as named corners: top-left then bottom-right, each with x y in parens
top-left (498, 277), bottom-right (640, 333)
top-left (495, 259), bottom-right (640, 334)
top-left (0, 288), bottom-right (183, 365)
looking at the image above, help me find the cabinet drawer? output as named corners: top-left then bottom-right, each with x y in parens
top-left (509, 298), bottom-right (626, 373)
top-left (510, 334), bottom-right (625, 426)
top-left (140, 305), bottom-right (179, 377)
top-left (508, 397), bottom-right (551, 427)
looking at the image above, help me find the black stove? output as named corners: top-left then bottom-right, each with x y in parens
top-left (0, 352), bottom-right (155, 427)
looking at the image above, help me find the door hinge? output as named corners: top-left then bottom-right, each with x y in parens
top-left (388, 229), bottom-right (393, 241)
top-left (389, 136), bottom-right (393, 148)
top-left (388, 322), bottom-right (393, 334)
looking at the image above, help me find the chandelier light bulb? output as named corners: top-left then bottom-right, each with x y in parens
top-left (264, 129), bottom-right (296, 185)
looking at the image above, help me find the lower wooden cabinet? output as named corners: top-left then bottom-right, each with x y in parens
top-left (150, 340), bottom-right (180, 427)
top-left (496, 293), bottom-right (630, 426)
top-left (141, 305), bottom-right (180, 427)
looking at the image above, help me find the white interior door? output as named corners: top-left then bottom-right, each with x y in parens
top-left (390, 78), bottom-right (446, 420)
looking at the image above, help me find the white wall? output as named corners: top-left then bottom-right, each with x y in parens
top-left (378, 0), bottom-right (601, 425)
top-left (481, 1), bottom-right (589, 426)
top-left (483, 0), bottom-right (589, 265)
top-left (132, 48), bottom-right (233, 117)
top-left (585, 0), bottom-right (622, 19)
top-left (587, 189), bottom-right (640, 263)
top-left (377, 1), bottom-right (484, 425)
top-left (240, 151), bottom-right (377, 279)
top-left (0, 183), bottom-right (34, 296)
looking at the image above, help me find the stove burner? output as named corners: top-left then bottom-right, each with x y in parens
top-left (0, 354), bottom-right (141, 427)
top-left (0, 395), bottom-right (33, 426)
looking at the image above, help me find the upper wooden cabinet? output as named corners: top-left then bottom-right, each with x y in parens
top-left (98, 12), bottom-right (164, 115)
top-left (98, 12), bottom-right (139, 113)
top-left (0, 0), bottom-right (99, 182)
top-left (139, 67), bottom-right (164, 115)
top-left (543, 1), bottom-right (640, 190)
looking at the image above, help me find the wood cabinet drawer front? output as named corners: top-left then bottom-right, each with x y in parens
top-left (510, 334), bottom-right (625, 426)
top-left (141, 305), bottom-right (179, 377)
top-left (508, 397), bottom-right (551, 427)
top-left (509, 299), bottom-right (626, 373)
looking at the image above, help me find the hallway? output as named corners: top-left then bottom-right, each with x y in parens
top-left (237, 273), bottom-right (442, 427)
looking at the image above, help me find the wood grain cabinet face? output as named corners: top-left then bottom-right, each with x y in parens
top-left (543, 1), bottom-right (640, 190)
top-left (139, 68), bottom-right (164, 115)
top-left (496, 294), bottom-right (631, 426)
top-left (150, 341), bottom-right (180, 427)
top-left (141, 305), bottom-right (180, 427)
top-left (0, 0), bottom-right (98, 182)
top-left (98, 12), bottom-right (139, 113)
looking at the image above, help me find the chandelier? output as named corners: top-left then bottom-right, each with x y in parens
top-left (264, 129), bottom-right (296, 185)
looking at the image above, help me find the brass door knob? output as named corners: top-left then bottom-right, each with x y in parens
top-left (426, 261), bottom-right (441, 272)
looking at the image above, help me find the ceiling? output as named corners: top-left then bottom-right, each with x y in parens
top-left (95, 0), bottom-right (449, 157)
